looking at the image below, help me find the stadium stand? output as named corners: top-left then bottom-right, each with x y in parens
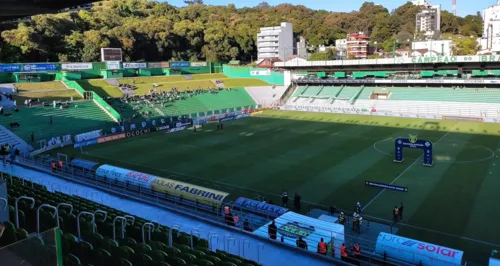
top-left (0, 125), bottom-right (32, 153)
top-left (0, 101), bottom-right (114, 144)
top-left (2, 172), bottom-right (261, 266)
top-left (110, 88), bottom-right (257, 120)
top-left (285, 86), bottom-right (500, 118)
top-left (244, 86), bottom-right (287, 107)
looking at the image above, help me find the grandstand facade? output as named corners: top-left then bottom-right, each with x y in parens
top-left (276, 55), bottom-right (500, 122)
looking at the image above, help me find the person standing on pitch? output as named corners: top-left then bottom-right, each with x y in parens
top-left (356, 202), bottom-right (362, 214)
top-left (393, 206), bottom-right (399, 223)
top-left (399, 202), bottom-right (404, 221)
top-left (281, 190), bottom-right (288, 207)
top-left (338, 212), bottom-right (345, 225)
top-left (268, 220), bottom-right (277, 240)
top-left (294, 192), bottom-right (301, 211)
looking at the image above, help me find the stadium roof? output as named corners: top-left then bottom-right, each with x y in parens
top-left (0, 0), bottom-right (95, 21)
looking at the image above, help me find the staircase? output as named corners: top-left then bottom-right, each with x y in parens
top-left (106, 79), bottom-right (120, 86)
top-left (0, 125), bottom-right (33, 154)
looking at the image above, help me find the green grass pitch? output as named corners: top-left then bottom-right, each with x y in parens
top-left (54, 110), bottom-right (500, 264)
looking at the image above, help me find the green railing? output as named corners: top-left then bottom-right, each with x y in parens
top-left (63, 79), bottom-right (121, 122)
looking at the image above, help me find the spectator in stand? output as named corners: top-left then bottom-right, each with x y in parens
top-left (243, 219), bottom-right (251, 232)
top-left (296, 236), bottom-right (308, 249)
top-left (268, 220), bottom-right (277, 240)
top-left (317, 238), bottom-right (327, 255)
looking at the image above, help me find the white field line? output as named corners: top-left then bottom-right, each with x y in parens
top-left (362, 122), bottom-right (461, 211)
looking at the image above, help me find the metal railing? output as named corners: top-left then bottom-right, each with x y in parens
top-left (8, 156), bottom-right (470, 266)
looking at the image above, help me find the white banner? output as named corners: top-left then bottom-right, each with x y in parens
top-left (123, 62), bottom-right (147, 69)
top-left (61, 63), bottom-right (93, 70)
top-left (106, 61), bottom-right (121, 70)
top-left (250, 69), bottom-right (271, 76)
top-left (75, 129), bottom-right (102, 142)
top-left (190, 62), bottom-right (207, 67)
top-left (276, 55), bottom-right (500, 67)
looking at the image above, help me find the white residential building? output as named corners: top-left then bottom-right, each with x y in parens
top-left (257, 22), bottom-right (294, 61)
top-left (335, 39), bottom-right (347, 59)
top-left (296, 36), bottom-right (308, 59)
top-left (411, 40), bottom-right (453, 57)
top-left (478, 1), bottom-right (500, 54)
top-left (415, 1), bottom-right (441, 38)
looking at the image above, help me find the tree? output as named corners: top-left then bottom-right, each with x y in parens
top-left (256, 2), bottom-right (270, 8)
top-left (0, 0), bottom-right (486, 62)
top-left (309, 49), bottom-right (336, 61)
top-left (453, 36), bottom-right (480, 55)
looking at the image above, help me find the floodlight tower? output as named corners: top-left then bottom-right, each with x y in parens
top-left (452, 0), bottom-right (457, 15)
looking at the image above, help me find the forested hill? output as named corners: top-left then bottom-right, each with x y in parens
top-left (0, 0), bottom-right (483, 63)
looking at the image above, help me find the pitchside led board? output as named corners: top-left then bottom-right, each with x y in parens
top-left (394, 135), bottom-right (433, 166)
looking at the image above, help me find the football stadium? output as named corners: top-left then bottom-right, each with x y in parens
top-left (2, 1), bottom-right (500, 266)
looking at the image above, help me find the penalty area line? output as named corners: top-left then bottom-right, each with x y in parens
top-left (362, 122), bottom-right (461, 212)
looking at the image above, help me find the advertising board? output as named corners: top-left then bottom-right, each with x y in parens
top-left (170, 61), bottom-right (190, 69)
top-left (123, 62), bottom-right (147, 69)
top-left (190, 62), bottom-right (207, 67)
top-left (96, 164), bottom-right (158, 187)
top-left (233, 197), bottom-right (288, 217)
top-left (61, 63), bottom-right (93, 70)
top-left (94, 164), bottom-right (229, 206)
top-left (23, 64), bottom-right (58, 72)
top-left (375, 233), bottom-right (463, 266)
top-left (97, 133), bottom-right (126, 144)
top-left (250, 69), bottom-right (271, 76)
top-left (106, 61), bottom-right (121, 70)
top-left (0, 64), bottom-right (21, 73)
top-left (75, 130), bottom-right (102, 142)
top-left (73, 139), bottom-right (98, 148)
top-left (148, 62), bottom-right (169, 68)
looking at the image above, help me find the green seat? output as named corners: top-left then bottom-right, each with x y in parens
top-left (175, 244), bottom-right (191, 253)
top-left (15, 228), bottom-right (29, 240)
top-left (64, 254), bottom-right (82, 266)
top-left (196, 259), bottom-right (214, 266)
top-left (120, 258), bottom-right (133, 266)
top-left (218, 262), bottom-right (237, 266)
top-left (147, 249), bottom-right (168, 262)
top-left (168, 257), bottom-right (187, 266)
top-left (202, 255), bottom-right (221, 264)
top-left (95, 249), bottom-right (112, 266)
top-left (0, 221), bottom-right (17, 247)
top-left (164, 247), bottom-right (181, 257)
top-left (179, 253), bottom-right (197, 264)
top-left (197, 238), bottom-right (209, 249)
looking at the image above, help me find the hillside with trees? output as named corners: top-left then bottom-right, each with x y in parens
top-left (0, 0), bottom-right (484, 63)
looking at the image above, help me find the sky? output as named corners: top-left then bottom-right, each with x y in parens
top-left (162, 0), bottom-right (499, 17)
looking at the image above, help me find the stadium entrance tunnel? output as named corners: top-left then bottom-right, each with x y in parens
top-left (373, 138), bottom-right (495, 164)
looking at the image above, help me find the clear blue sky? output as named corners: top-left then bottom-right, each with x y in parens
top-left (163, 0), bottom-right (498, 17)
